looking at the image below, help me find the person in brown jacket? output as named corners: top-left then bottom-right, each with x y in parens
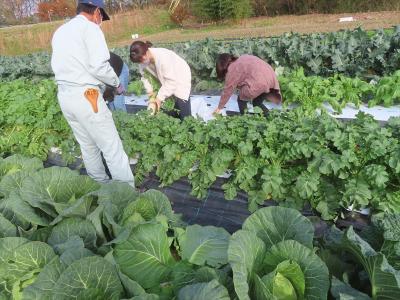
top-left (213, 54), bottom-right (282, 116)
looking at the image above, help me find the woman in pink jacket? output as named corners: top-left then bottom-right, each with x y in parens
top-left (214, 54), bottom-right (282, 116)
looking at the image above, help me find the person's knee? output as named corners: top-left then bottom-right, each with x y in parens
top-left (101, 142), bottom-right (128, 165)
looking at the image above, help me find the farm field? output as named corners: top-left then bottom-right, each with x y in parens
top-left (1, 10), bottom-right (400, 55)
top-left (0, 156), bottom-right (399, 299)
top-left (0, 15), bottom-right (400, 300)
top-left (117, 10), bottom-right (400, 46)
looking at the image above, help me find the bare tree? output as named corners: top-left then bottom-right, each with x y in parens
top-left (0, 0), bottom-right (39, 24)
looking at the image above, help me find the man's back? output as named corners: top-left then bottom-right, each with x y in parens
top-left (51, 0), bottom-right (134, 187)
top-left (51, 15), bottom-right (117, 87)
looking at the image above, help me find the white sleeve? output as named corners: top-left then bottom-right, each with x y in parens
top-left (157, 59), bottom-right (176, 102)
top-left (139, 65), bottom-right (153, 94)
top-left (84, 24), bottom-right (120, 87)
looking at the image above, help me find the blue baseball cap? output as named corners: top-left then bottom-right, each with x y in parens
top-left (79, 0), bottom-right (110, 21)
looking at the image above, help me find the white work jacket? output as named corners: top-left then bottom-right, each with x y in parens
top-left (139, 48), bottom-right (191, 101)
top-left (51, 15), bottom-right (119, 88)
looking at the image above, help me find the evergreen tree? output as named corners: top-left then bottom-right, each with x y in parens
top-left (192, 0), bottom-right (252, 21)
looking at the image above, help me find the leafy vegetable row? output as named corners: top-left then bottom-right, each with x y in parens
top-left (0, 79), bottom-right (78, 161)
top-left (129, 68), bottom-right (400, 111)
top-left (1, 79), bottom-right (400, 219)
top-left (1, 26), bottom-right (400, 81)
top-left (3, 73), bottom-right (399, 164)
top-left (0, 155), bottom-right (399, 299)
top-left (280, 68), bottom-right (400, 111)
top-left (115, 110), bottom-right (400, 219)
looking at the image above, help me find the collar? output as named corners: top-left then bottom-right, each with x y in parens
top-left (76, 14), bottom-right (91, 22)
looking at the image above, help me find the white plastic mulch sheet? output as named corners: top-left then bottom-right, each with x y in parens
top-left (125, 94), bottom-right (400, 122)
top-left (321, 103), bottom-right (400, 121)
top-left (125, 94), bottom-right (238, 121)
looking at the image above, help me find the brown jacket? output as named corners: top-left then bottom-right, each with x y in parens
top-left (218, 55), bottom-right (281, 109)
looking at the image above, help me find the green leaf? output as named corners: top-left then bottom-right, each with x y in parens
top-left (48, 217), bottom-right (97, 251)
top-left (0, 237), bottom-right (29, 264)
top-left (273, 273), bottom-right (298, 299)
top-left (330, 277), bottom-right (371, 300)
top-left (238, 141), bottom-right (253, 156)
top-left (75, 288), bottom-right (104, 299)
top-left (59, 247), bottom-right (94, 265)
top-left (114, 223), bottom-right (175, 289)
top-left (340, 227), bottom-right (400, 299)
top-left (295, 171), bottom-right (319, 199)
top-left (343, 179), bottom-right (372, 208)
top-left (50, 195), bottom-right (96, 226)
top-left (242, 206), bottom-right (314, 249)
top-left (0, 170), bottom-right (31, 198)
top-left (19, 167), bottom-right (99, 218)
top-left (254, 274), bottom-right (274, 300)
top-left (274, 260), bottom-right (305, 298)
top-left (380, 191), bottom-right (400, 214)
top-left (128, 295), bottom-right (160, 300)
top-left (171, 262), bottom-right (197, 293)
top-left (389, 148), bottom-right (400, 173)
top-left (19, 226), bottom-right (52, 242)
top-left (228, 230), bottom-right (266, 300)
top-left (315, 181), bottom-right (341, 220)
top-left (0, 192), bottom-right (49, 228)
top-left (364, 165), bottom-right (389, 188)
top-left (52, 256), bottom-right (123, 300)
top-left (9, 241), bottom-right (55, 272)
top-left (86, 205), bottom-right (107, 245)
top-left (21, 258), bottom-right (65, 300)
top-left (254, 259), bottom-right (306, 300)
top-left (258, 271), bottom-right (297, 300)
top-left (179, 224), bottom-right (230, 267)
top-left (381, 241), bottom-right (400, 270)
top-left (379, 214), bottom-right (400, 242)
top-left (171, 262), bottom-right (233, 296)
top-left (0, 155), bottom-right (43, 181)
top-left (310, 152), bottom-right (343, 176)
top-left (0, 239), bottom-right (56, 298)
top-left (117, 271), bottom-right (152, 298)
top-left (0, 213), bottom-right (16, 238)
top-left (178, 279), bottom-right (230, 300)
top-left (120, 189), bottom-right (176, 226)
top-left (261, 166), bottom-right (285, 199)
top-left (93, 182), bottom-right (138, 238)
top-left (95, 181), bottom-right (139, 208)
top-left (263, 240), bottom-right (330, 300)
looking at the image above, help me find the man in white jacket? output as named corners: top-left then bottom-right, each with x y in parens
top-left (51, 0), bottom-right (134, 186)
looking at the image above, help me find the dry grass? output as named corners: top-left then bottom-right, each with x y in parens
top-left (1, 9), bottom-right (399, 56)
top-left (0, 8), bottom-right (174, 56)
top-left (121, 10), bottom-right (400, 45)
top-left (102, 8), bottom-right (174, 46)
top-left (0, 21), bottom-right (63, 55)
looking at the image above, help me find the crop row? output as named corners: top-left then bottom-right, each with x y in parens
top-left (1, 27), bottom-right (400, 82)
top-left (130, 68), bottom-right (400, 111)
top-left (0, 156), bottom-right (399, 299)
top-left (1, 79), bottom-right (400, 219)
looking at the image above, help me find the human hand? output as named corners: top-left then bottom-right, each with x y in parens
top-left (155, 98), bottom-right (162, 109)
top-left (213, 108), bottom-right (222, 116)
top-left (148, 97), bottom-right (161, 115)
top-left (116, 84), bottom-right (125, 95)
